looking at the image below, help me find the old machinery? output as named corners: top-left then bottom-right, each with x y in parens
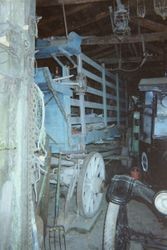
top-left (103, 175), bottom-right (167, 249)
top-left (109, 0), bottom-right (130, 35)
top-left (139, 77), bottom-right (167, 188)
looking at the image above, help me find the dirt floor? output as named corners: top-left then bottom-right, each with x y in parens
top-left (45, 186), bottom-right (167, 250)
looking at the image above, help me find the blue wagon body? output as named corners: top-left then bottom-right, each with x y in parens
top-left (35, 51), bottom-right (127, 154)
top-left (34, 33), bottom-right (128, 227)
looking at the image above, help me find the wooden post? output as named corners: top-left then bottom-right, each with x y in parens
top-left (0, 0), bottom-right (36, 249)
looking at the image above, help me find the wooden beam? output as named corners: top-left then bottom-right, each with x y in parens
top-left (54, 11), bottom-right (109, 35)
top-left (146, 43), bottom-right (164, 56)
top-left (131, 17), bottom-right (167, 32)
top-left (39, 31), bottom-right (167, 46)
top-left (37, 0), bottom-right (109, 7)
top-left (93, 48), bottom-right (115, 59)
top-left (86, 45), bottom-right (111, 57)
top-left (38, 4), bottom-right (92, 26)
top-left (82, 32), bottom-right (167, 45)
top-left (131, 43), bottom-right (138, 57)
top-left (36, 32), bottom-right (167, 58)
top-left (97, 56), bottom-right (163, 65)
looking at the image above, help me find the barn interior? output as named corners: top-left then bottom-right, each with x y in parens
top-left (36, 0), bottom-right (167, 96)
top-left (1, 0), bottom-right (167, 249)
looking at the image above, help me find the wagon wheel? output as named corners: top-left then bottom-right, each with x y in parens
top-left (141, 151), bottom-right (149, 172)
top-left (77, 152), bottom-right (105, 218)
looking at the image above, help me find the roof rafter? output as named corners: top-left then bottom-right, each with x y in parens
top-left (146, 43), bottom-right (164, 56)
top-left (97, 55), bottom-right (163, 65)
top-left (86, 45), bottom-right (111, 57)
top-left (82, 32), bottom-right (167, 45)
top-left (36, 32), bottom-right (167, 59)
top-left (37, 31), bottom-right (167, 48)
top-left (54, 10), bottom-right (109, 35)
top-left (131, 17), bottom-right (167, 32)
top-left (38, 4), bottom-right (92, 26)
top-left (37, 0), bottom-right (109, 7)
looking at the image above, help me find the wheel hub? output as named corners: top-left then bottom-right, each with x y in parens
top-left (141, 152), bottom-right (149, 172)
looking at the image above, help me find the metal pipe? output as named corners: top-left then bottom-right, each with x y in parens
top-left (106, 175), bottom-right (155, 205)
top-left (132, 178), bottom-right (155, 204)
